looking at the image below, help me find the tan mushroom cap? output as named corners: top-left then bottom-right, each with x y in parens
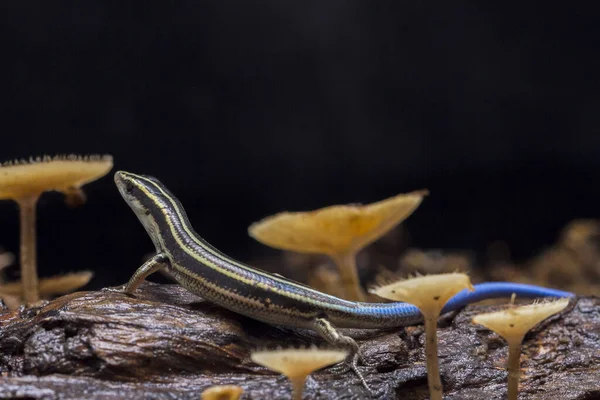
top-left (1, 271), bottom-right (93, 297)
top-left (250, 347), bottom-right (348, 378)
top-left (472, 298), bottom-right (570, 342)
top-left (0, 154), bottom-right (113, 200)
top-left (249, 190), bottom-right (428, 256)
top-left (370, 272), bottom-right (474, 311)
top-left (200, 385), bottom-right (243, 400)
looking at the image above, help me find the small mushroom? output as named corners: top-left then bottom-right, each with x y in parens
top-left (370, 272), bottom-right (474, 400)
top-left (250, 346), bottom-right (348, 400)
top-left (249, 190), bottom-right (427, 301)
top-left (0, 290), bottom-right (20, 310)
top-left (1, 271), bottom-right (93, 298)
top-left (0, 249), bottom-right (15, 277)
top-left (471, 298), bottom-right (570, 400)
top-left (0, 154), bottom-right (113, 303)
top-left (200, 385), bottom-right (243, 400)
top-left (0, 250), bottom-right (19, 309)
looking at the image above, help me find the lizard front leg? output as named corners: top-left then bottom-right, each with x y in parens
top-left (312, 317), bottom-right (373, 394)
top-left (123, 253), bottom-right (169, 295)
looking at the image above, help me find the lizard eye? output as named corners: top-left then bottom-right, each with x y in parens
top-left (124, 180), bottom-right (135, 194)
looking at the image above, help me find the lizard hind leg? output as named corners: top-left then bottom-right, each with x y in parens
top-left (312, 317), bottom-right (373, 394)
top-left (123, 253), bottom-right (169, 295)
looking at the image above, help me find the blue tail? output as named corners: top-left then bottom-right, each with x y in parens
top-left (442, 282), bottom-right (575, 314)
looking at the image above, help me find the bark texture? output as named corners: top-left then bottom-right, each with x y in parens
top-left (0, 282), bottom-right (598, 399)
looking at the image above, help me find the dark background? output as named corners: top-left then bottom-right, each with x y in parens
top-left (1, 2), bottom-right (599, 290)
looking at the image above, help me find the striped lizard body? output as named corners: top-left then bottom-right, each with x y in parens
top-left (114, 171), bottom-right (574, 394)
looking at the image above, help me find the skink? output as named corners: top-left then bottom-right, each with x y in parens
top-left (114, 171), bottom-right (574, 393)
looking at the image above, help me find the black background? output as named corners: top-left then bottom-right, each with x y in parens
top-left (1, 2), bottom-right (599, 290)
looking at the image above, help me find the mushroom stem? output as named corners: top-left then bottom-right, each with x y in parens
top-left (506, 337), bottom-right (524, 400)
top-left (369, 273), bottom-right (474, 400)
top-left (424, 314), bottom-right (443, 400)
top-left (290, 376), bottom-right (306, 400)
top-left (331, 251), bottom-right (364, 301)
top-left (17, 195), bottom-right (40, 303)
top-left (64, 187), bottom-right (87, 208)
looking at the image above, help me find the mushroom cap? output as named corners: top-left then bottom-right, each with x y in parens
top-left (248, 190), bottom-right (428, 256)
top-left (0, 154), bottom-right (113, 200)
top-left (0, 290), bottom-right (20, 310)
top-left (1, 271), bottom-right (93, 297)
top-left (250, 347), bottom-right (348, 379)
top-left (200, 385), bottom-right (243, 400)
top-left (370, 272), bottom-right (474, 313)
top-left (472, 298), bottom-right (570, 342)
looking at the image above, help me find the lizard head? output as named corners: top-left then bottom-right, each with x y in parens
top-left (114, 170), bottom-right (174, 252)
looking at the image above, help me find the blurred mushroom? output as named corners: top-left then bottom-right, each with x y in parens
top-left (200, 385), bottom-right (243, 400)
top-left (307, 264), bottom-right (346, 298)
top-left (0, 248), bottom-right (14, 282)
top-left (399, 248), bottom-right (474, 277)
top-left (370, 272), bottom-right (474, 400)
top-left (249, 190), bottom-right (427, 301)
top-left (0, 154), bottom-right (113, 302)
top-left (251, 346), bottom-right (348, 400)
top-left (0, 249), bottom-right (18, 309)
top-left (1, 271), bottom-right (93, 297)
top-left (472, 298), bottom-right (570, 400)
top-left (0, 289), bottom-right (20, 310)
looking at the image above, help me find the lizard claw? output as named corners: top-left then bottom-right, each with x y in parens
top-left (328, 360), bottom-right (351, 375)
top-left (104, 285), bottom-right (137, 298)
top-left (328, 353), bottom-right (375, 395)
top-left (360, 356), bottom-right (378, 368)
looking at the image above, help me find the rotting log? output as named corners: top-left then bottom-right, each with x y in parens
top-left (0, 282), bottom-right (598, 399)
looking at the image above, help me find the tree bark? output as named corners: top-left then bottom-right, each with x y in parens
top-left (0, 283), bottom-right (598, 399)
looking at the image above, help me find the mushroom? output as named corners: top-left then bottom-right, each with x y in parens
top-left (249, 190), bottom-right (427, 301)
top-left (0, 250), bottom-right (19, 309)
top-left (369, 272), bottom-right (474, 400)
top-left (250, 346), bottom-right (348, 400)
top-left (308, 264), bottom-right (346, 298)
top-left (0, 289), bottom-right (20, 309)
top-left (0, 154), bottom-right (113, 303)
top-left (200, 385), bottom-right (243, 400)
top-left (0, 248), bottom-right (92, 307)
top-left (471, 297), bottom-right (570, 400)
top-left (1, 271), bottom-right (93, 298)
